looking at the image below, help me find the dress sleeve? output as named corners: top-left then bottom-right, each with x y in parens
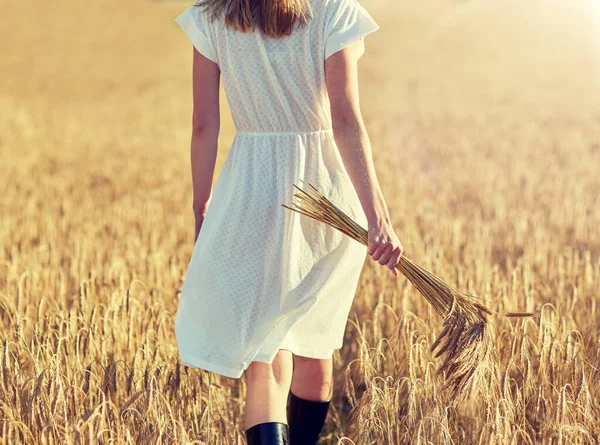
top-left (174, 6), bottom-right (219, 65)
top-left (324, 0), bottom-right (379, 60)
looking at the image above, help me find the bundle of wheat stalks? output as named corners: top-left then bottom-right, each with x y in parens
top-left (282, 180), bottom-right (532, 396)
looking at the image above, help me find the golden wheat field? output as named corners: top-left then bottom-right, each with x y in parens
top-left (2, 0), bottom-right (600, 443)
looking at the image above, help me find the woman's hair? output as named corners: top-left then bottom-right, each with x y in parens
top-left (193, 0), bottom-right (313, 37)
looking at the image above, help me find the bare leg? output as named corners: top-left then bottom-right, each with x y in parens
top-left (243, 349), bottom-right (294, 430)
top-left (290, 354), bottom-right (333, 401)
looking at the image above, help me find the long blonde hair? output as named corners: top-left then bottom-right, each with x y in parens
top-left (194, 0), bottom-right (313, 37)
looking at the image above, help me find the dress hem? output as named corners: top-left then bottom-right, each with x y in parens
top-left (181, 355), bottom-right (244, 379)
top-left (180, 343), bottom-right (341, 379)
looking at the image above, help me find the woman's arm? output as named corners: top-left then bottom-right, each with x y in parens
top-left (190, 48), bottom-right (220, 239)
top-left (325, 40), bottom-right (403, 274)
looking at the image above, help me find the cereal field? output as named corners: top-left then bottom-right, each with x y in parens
top-left (1, 0), bottom-right (600, 443)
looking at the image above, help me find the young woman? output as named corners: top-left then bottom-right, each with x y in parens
top-left (174, 0), bottom-right (403, 443)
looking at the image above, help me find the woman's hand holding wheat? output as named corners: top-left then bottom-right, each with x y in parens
top-left (367, 220), bottom-right (403, 277)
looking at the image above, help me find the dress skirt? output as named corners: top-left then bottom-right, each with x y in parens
top-left (175, 129), bottom-right (369, 378)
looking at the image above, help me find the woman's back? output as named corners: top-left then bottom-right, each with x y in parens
top-left (175, 0), bottom-right (378, 133)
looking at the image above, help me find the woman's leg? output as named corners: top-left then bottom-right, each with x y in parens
top-left (290, 355), bottom-right (333, 401)
top-left (286, 354), bottom-right (333, 445)
top-left (243, 349), bottom-right (294, 430)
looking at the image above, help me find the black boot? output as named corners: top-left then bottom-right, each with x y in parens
top-left (245, 421), bottom-right (290, 445)
top-left (286, 391), bottom-right (331, 445)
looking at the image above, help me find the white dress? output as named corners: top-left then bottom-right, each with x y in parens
top-left (174, 0), bottom-right (379, 378)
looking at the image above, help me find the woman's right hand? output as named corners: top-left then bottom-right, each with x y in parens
top-left (367, 219), bottom-right (403, 276)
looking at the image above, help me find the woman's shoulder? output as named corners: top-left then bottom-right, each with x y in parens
top-left (310, 0), bottom-right (355, 15)
top-left (177, 3), bottom-right (213, 29)
top-left (316, 0), bottom-right (363, 11)
top-left (315, 0), bottom-right (367, 23)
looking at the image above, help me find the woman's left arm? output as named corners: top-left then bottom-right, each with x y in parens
top-left (189, 47), bottom-right (220, 238)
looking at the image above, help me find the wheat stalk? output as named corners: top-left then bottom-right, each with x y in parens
top-left (282, 180), bottom-right (532, 396)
